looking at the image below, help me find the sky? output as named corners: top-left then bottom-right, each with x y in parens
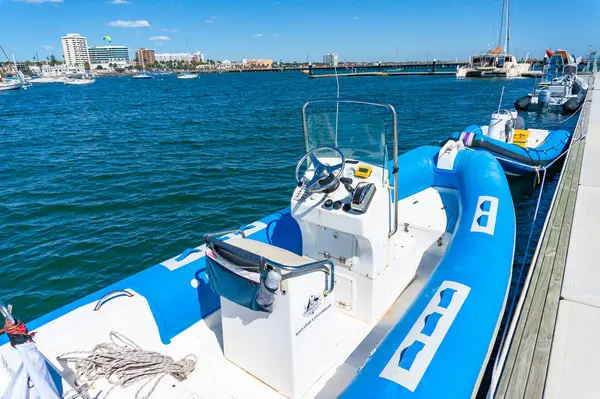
top-left (0, 0), bottom-right (598, 63)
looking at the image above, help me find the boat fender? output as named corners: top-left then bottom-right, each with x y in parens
top-left (514, 95), bottom-right (531, 111)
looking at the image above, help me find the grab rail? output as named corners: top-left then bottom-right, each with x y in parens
top-left (266, 258), bottom-right (335, 296)
top-left (204, 229), bottom-right (246, 240)
top-left (205, 234), bottom-right (335, 296)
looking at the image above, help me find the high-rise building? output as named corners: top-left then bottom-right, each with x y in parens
top-left (88, 46), bottom-right (130, 64)
top-left (323, 53), bottom-right (339, 67)
top-left (135, 48), bottom-right (155, 65)
top-left (193, 52), bottom-right (205, 63)
top-left (62, 33), bottom-right (91, 67)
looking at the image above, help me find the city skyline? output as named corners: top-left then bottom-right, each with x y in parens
top-left (0, 0), bottom-right (598, 63)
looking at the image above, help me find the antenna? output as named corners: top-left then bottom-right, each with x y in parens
top-left (497, 86), bottom-right (505, 113)
top-left (334, 56), bottom-right (340, 141)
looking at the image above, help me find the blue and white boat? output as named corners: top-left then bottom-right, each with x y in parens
top-left (132, 73), bottom-right (154, 80)
top-left (0, 100), bottom-right (515, 399)
top-left (451, 110), bottom-right (572, 176)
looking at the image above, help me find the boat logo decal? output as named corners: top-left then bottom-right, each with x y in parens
top-left (470, 196), bottom-right (499, 235)
top-left (379, 281), bottom-right (470, 392)
top-left (303, 294), bottom-right (321, 317)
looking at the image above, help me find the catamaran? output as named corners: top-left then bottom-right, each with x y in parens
top-left (457, 0), bottom-right (531, 78)
top-left (0, 100), bottom-right (516, 399)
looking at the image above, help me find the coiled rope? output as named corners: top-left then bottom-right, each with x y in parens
top-left (57, 331), bottom-right (196, 399)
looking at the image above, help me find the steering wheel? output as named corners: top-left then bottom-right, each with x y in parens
top-left (295, 147), bottom-right (345, 194)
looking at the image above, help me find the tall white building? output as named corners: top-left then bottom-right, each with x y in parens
top-left (61, 33), bottom-right (90, 67)
top-left (323, 53), bottom-right (339, 66)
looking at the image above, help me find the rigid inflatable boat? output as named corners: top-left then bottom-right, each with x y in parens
top-left (0, 100), bottom-right (515, 399)
top-left (451, 110), bottom-right (572, 176)
top-left (515, 49), bottom-right (588, 115)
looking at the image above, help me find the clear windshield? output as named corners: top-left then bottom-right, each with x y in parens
top-left (302, 100), bottom-right (396, 174)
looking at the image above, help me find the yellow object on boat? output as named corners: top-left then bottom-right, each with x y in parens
top-left (375, 72), bottom-right (388, 76)
top-left (512, 129), bottom-right (530, 147)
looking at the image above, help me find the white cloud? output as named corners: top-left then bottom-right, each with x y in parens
top-left (161, 28), bottom-right (177, 32)
top-left (253, 33), bottom-right (264, 37)
top-left (210, 16), bottom-right (217, 19)
top-left (205, 20), bottom-right (214, 23)
top-left (272, 33), bottom-right (279, 37)
top-left (109, 20), bottom-right (150, 28)
top-left (149, 35), bottom-right (170, 41)
top-left (41, 44), bottom-right (53, 50)
top-left (111, 0), bottom-right (130, 3)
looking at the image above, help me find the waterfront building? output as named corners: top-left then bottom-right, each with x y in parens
top-left (89, 46), bottom-right (131, 70)
top-left (245, 59), bottom-right (273, 68)
top-left (194, 52), bottom-right (205, 63)
top-left (323, 53), bottom-right (339, 67)
top-left (61, 33), bottom-right (91, 67)
top-left (88, 46), bottom-right (130, 64)
top-left (155, 52), bottom-right (205, 63)
top-left (155, 53), bottom-right (190, 63)
top-left (135, 48), bottom-right (155, 65)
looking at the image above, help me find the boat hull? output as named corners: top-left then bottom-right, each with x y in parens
top-left (341, 146), bottom-right (514, 398)
top-left (0, 82), bottom-right (23, 91)
top-left (453, 128), bottom-right (573, 175)
top-left (0, 146), bottom-right (515, 398)
top-left (64, 80), bottom-right (95, 85)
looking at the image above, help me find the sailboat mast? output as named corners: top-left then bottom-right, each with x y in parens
top-left (505, 0), bottom-right (510, 55)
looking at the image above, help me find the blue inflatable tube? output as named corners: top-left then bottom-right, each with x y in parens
top-left (341, 147), bottom-right (514, 398)
top-left (1, 146), bottom-right (515, 399)
top-left (450, 128), bottom-right (572, 176)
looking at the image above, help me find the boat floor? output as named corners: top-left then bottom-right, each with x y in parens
top-left (0, 228), bottom-right (447, 399)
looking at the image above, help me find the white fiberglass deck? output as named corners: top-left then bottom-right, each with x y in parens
top-left (545, 75), bottom-right (600, 399)
top-left (0, 187), bottom-right (452, 399)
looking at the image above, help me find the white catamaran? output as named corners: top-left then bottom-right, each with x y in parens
top-left (457, 0), bottom-right (531, 78)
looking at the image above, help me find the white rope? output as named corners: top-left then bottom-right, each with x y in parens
top-left (57, 331), bottom-right (196, 399)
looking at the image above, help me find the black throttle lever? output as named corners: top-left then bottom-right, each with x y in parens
top-left (340, 177), bottom-right (354, 193)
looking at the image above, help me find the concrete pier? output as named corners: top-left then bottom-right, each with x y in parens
top-left (493, 73), bottom-right (598, 398)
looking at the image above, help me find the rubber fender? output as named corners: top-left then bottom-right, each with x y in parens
top-left (514, 95), bottom-right (531, 111)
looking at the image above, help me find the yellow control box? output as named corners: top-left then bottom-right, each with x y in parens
top-left (355, 165), bottom-right (372, 178)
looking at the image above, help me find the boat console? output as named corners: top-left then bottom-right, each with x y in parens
top-left (203, 100), bottom-right (433, 397)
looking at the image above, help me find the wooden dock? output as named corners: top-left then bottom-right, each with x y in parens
top-left (493, 74), bottom-right (598, 398)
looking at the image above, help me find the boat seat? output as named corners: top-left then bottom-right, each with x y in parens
top-left (204, 236), bottom-right (316, 313)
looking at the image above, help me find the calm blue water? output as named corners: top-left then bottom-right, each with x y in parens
top-left (0, 73), bottom-right (575, 343)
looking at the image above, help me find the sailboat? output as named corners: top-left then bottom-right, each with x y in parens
top-left (457, 0), bottom-right (531, 78)
top-left (0, 48), bottom-right (29, 91)
top-left (133, 54), bottom-right (154, 80)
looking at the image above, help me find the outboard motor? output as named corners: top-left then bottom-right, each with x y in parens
top-left (538, 89), bottom-right (551, 106)
top-left (488, 111), bottom-right (514, 142)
